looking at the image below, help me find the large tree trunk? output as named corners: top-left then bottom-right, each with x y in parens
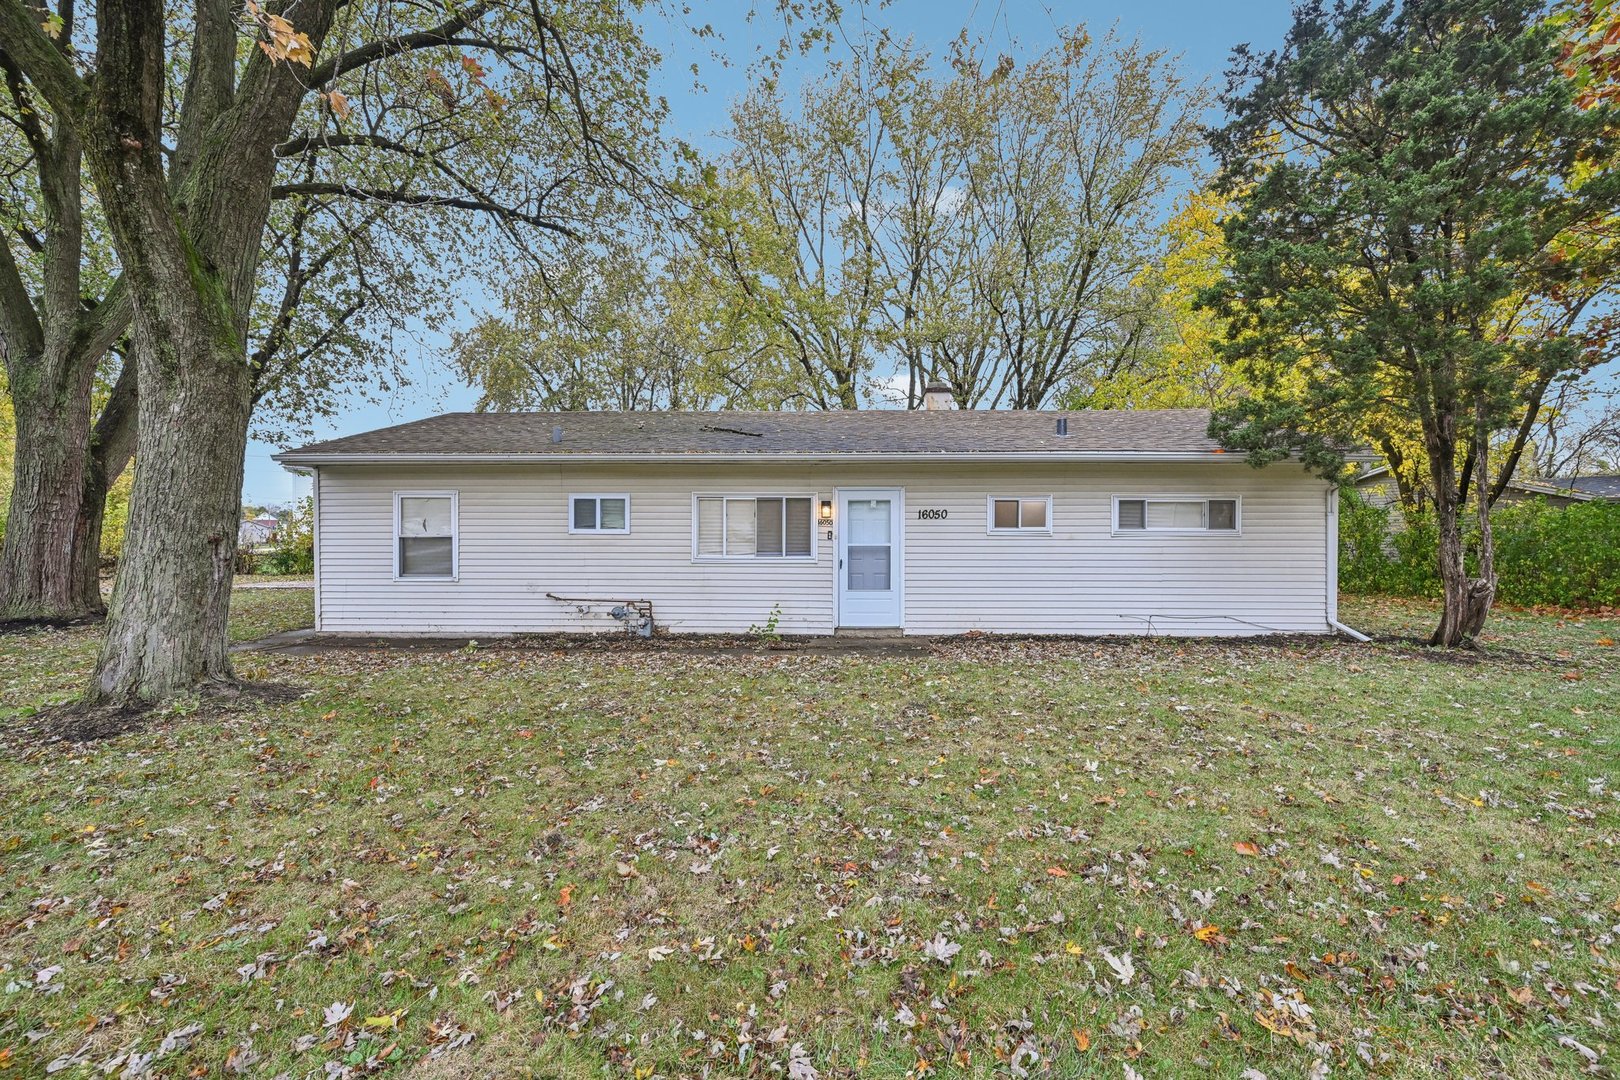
top-left (1430, 503), bottom-right (1492, 646)
top-left (69, 365), bottom-right (138, 614)
top-left (64, 0), bottom-right (329, 705)
top-left (1427, 418), bottom-right (1495, 647)
top-left (0, 346), bottom-right (100, 620)
top-left (88, 334), bottom-right (250, 705)
top-left (0, 94), bottom-right (109, 621)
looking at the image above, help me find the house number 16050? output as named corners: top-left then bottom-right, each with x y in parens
top-left (916, 508), bottom-right (948, 520)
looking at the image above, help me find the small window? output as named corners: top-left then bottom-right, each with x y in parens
top-left (570, 494), bottom-right (630, 534)
top-left (395, 491), bottom-right (457, 578)
top-left (695, 495), bottom-right (815, 559)
top-left (1114, 496), bottom-right (1239, 534)
top-left (988, 496), bottom-right (1052, 533)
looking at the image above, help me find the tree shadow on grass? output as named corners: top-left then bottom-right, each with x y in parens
top-left (6, 681), bottom-right (306, 748)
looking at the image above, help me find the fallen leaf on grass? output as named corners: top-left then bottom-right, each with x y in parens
top-left (787, 1043), bottom-right (820, 1080)
top-left (1558, 1036), bottom-right (1600, 1064)
top-left (922, 934), bottom-right (961, 964)
top-left (1099, 947), bottom-right (1134, 984)
top-left (1233, 842), bottom-right (1261, 857)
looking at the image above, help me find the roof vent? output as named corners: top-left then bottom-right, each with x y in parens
top-left (921, 381), bottom-right (953, 411)
top-left (1056, 417), bottom-right (1069, 437)
top-left (551, 425), bottom-right (563, 444)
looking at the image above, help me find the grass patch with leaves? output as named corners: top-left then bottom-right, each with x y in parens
top-left (0, 593), bottom-right (1616, 1077)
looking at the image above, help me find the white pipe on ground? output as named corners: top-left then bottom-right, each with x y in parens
top-left (1329, 618), bottom-right (1371, 642)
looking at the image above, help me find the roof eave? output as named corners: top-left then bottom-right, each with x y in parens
top-left (272, 449), bottom-right (1325, 467)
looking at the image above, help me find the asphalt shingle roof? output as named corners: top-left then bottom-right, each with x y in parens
top-left (1555, 475), bottom-right (1620, 498)
top-left (277, 409), bottom-right (1233, 460)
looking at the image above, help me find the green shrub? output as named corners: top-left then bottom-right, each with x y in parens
top-left (1339, 488), bottom-right (1620, 608)
top-left (258, 497), bottom-right (314, 575)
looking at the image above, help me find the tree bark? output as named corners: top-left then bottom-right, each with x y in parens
top-left (89, 334), bottom-right (249, 704)
top-left (0, 55), bottom-right (108, 621)
top-left (69, 361), bottom-right (138, 612)
top-left (63, 0), bottom-right (333, 704)
top-left (1462, 402), bottom-right (1498, 638)
top-left (0, 346), bottom-right (99, 619)
top-left (1426, 413), bottom-right (1495, 647)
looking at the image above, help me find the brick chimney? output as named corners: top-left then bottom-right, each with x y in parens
top-left (921, 381), bottom-right (953, 411)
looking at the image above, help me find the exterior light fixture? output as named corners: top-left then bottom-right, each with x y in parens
top-left (819, 499), bottom-right (833, 521)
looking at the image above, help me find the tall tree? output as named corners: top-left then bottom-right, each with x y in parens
top-left (1066, 188), bottom-right (1250, 411)
top-left (1204, 0), bottom-right (1619, 647)
top-left (484, 28), bottom-right (1208, 412)
top-left (0, 0), bottom-right (672, 703)
top-left (1, 5), bottom-right (503, 622)
top-left (456, 240), bottom-right (796, 411)
top-left (711, 44), bottom-right (897, 409)
top-left (0, 38), bottom-right (131, 620)
top-left (959, 30), bottom-right (1207, 409)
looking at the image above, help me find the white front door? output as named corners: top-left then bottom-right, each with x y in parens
top-left (836, 488), bottom-right (903, 628)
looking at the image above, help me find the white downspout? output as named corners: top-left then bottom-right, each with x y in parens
top-left (1325, 486), bottom-right (1370, 641)
top-left (311, 467), bottom-right (322, 633)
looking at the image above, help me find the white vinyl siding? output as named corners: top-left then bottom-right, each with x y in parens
top-left (314, 462), bottom-right (1330, 637)
top-left (987, 495), bottom-right (1052, 533)
top-left (394, 491), bottom-right (457, 579)
top-left (570, 494), bottom-right (629, 534)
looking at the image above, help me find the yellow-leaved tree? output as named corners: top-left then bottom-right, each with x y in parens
top-left (1074, 188), bottom-right (1248, 410)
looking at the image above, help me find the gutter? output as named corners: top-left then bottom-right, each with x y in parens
top-left (273, 449), bottom-right (1323, 467)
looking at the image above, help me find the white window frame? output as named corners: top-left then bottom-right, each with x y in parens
top-left (985, 494), bottom-right (1054, 535)
top-left (568, 493), bottom-right (631, 535)
top-left (691, 493), bottom-right (820, 562)
top-left (1111, 494), bottom-right (1242, 536)
top-left (393, 489), bottom-right (459, 581)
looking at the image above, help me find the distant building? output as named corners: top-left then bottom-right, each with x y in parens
top-left (1354, 465), bottom-right (1615, 511)
top-left (1551, 475), bottom-right (1620, 500)
top-left (238, 517), bottom-right (280, 547)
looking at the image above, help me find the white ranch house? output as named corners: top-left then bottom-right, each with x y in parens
top-left (274, 403), bottom-right (1362, 638)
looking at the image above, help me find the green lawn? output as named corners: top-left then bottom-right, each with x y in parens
top-left (1, 592), bottom-right (1616, 1078)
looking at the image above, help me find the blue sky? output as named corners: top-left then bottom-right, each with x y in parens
top-left (243, 1), bottom-right (1297, 504)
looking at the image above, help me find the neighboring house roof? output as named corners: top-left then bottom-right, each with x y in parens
top-left (1552, 474), bottom-right (1620, 498)
top-left (238, 518), bottom-right (277, 544)
top-left (1355, 464), bottom-right (1606, 501)
top-left (276, 409), bottom-right (1294, 465)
